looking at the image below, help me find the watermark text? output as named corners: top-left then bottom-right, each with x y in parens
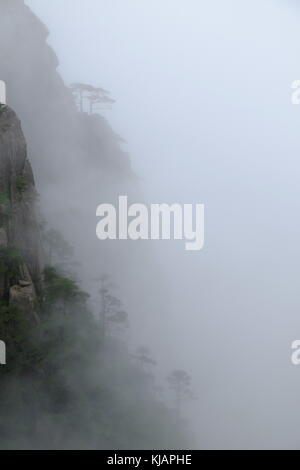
top-left (96, 196), bottom-right (204, 251)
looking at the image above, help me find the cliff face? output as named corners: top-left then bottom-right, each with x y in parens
top-left (0, 105), bottom-right (43, 319)
top-left (0, 0), bottom-right (158, 373)
top-left (0, 2), bottom-right (188, 451)
top-left (0, 0), bottom-right (140, 289)
top-left (0, 0), bottom-right (132, 182)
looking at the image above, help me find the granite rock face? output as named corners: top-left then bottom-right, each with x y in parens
top-left (0, 105), bottom-right (43, 319)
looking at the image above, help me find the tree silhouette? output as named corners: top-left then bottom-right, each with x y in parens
top-left (88, 88), bottom-right (115, 114)
top-left (43, 229), bottom-right (74, 268)
top-left (134, 346), bottom-right (157, 371)
top-left (95, 275), bottom-right (128, 338)
top-left (70, 83), bottom-right (115, 114)
top-left (167, 369), bottom-right (193, 418)
top-left (43, 266), bottom-right (89, 316)
top-left (70, 83), bottom-right (92, 113)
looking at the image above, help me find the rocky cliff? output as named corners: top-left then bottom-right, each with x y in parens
top-left (0, 0), bottom-right (140, 292)
top-left (0, 1), bottom-right (189, 450)
top-left (0, 0), bottom-right (132, 182)
top-left (0, 105), bottom-right (43, 320)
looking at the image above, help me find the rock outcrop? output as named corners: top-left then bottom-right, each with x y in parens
top-left (0, 105), bottom-right (43, 319)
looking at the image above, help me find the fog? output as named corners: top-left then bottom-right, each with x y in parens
top-left (20, 0), bottom-right (300, 449)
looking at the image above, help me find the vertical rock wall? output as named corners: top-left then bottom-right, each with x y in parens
top-left (0, 105), bottom-right (43, 319)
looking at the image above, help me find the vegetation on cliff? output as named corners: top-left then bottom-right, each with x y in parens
top-left (0, 105), bottom-right (188, 449)
top-left (0, 0), bottom-right (192, 449)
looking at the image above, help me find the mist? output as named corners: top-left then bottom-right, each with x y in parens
top-left (0, 0), bottom-right (299, 449)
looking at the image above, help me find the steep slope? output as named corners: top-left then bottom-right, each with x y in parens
top-left (0, 0), bottom-right (132, 183)
top-left (0, 105), bottom-right (43, 319)
top-left (0, 0), bottom-right (141, 292)
top-left (0, 0), bottom-right (166, 367)
top-left (0, 1), bottom-right (188, 450)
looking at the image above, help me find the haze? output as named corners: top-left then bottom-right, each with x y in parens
top-left (25, 0), bottom-right (300, 449)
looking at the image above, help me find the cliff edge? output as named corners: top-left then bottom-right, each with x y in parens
top-left (0, 105), bottom-right (43, 319)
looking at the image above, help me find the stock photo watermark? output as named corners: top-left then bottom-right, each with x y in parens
top-left (0, 341), bottom-right (6, 365)
top-left (0, 80), bottom-right (6, 105)
top-left (96, 196), bottom-right (205, 251)
top-left (291, 340), bottom-right (300, 365)
top-left (291, 80), bottom-right (300, 104)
